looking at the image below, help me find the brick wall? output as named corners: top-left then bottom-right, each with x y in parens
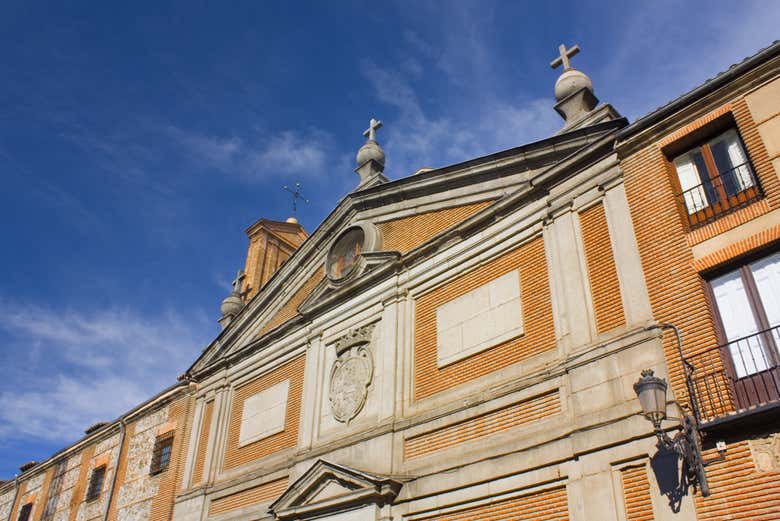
top-left (404, 390), bottom-right (561, 460)
top-left (190, 400), bottom-right (213, 485)
top-left (378, 200), bottom-right (493, 254)
top-left (695, 441), bottom-right (780, 520)
top-left (620, 464), bottom-right (653, 521)
top-left (413, 236), bottom-right (556, 400)
top-left (149, 395), bottom-right (194, 521)
top-left (208, 478), bottom-right (288, 516)
top-left (420, 485), bottom-right (569, 521)
top-left (257, 267), bottom-right (324, 337)
top-left (223, 355), bottom-right (305, 471)
top-left (579, 202), bottom-right (626, 334)
top-left (620, 87), bottom-right (780, 519)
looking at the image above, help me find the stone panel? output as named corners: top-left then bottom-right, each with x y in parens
top-left (223, 355), bottom-right (305, 470)
top-left (746, 77), bottom-right (780, 123)
top-left (414, 236), bottom-right (555, 400)
top-left (239, 379), bottom-right (290, 446)
top-left (435, 270), bottom-right (523, 367)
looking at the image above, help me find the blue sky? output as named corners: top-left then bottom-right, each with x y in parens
top-left (0, 0), bottom-right (777, 476)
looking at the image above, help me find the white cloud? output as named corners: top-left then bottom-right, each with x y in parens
top-left (167, 126), bottom-right (332, 182)
top-left (0, 302), bottom-right (210, 442)
top-left (361, 60), bottom-right (560, 178)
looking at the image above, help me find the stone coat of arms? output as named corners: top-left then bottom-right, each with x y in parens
top-left (329, 324), bottom-right (375, 424)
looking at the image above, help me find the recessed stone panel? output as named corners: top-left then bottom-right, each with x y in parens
top-left (239, 379), bottom-right (290, 447)
top-left (435, 270), bottom-right (523, 367)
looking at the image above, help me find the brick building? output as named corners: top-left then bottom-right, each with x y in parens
top-left (1, 41), bottom-right (778, 521)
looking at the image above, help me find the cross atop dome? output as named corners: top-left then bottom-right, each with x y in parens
top-left (548, 42), bottom-right (612, 130)
top-left (231, 269), bottom-right (245, 294)
top-left (354, 116), bottom-right (387, 188)
top-left (363, 118), bottom-right (382, 142)
top-left (550, 43), bottom-right (580, 72)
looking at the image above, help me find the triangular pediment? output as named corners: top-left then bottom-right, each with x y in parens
top-left (268, 460), bottom-right (403, 520)
top-left (187, 118), bottom-right (626, 376)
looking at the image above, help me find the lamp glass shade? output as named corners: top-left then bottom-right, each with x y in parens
top-left (633, 370), bottom-right (668, 425)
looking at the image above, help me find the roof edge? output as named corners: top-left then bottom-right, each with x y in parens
top-left (618, 40), bottom-right (780, 142)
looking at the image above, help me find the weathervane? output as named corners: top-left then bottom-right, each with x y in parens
top-left (282, 181), bottom-right (310, 215)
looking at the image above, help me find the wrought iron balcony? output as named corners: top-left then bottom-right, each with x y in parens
top-left (684, 325), bottom-right (780, 430)
top-left (676, 161), bottom-right (763, 229)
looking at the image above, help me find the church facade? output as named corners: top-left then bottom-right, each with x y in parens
top-left (2, 41), bottom-right (779, 521)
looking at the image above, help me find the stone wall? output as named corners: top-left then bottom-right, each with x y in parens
top-left (112, 406), bottom-right (169, 521)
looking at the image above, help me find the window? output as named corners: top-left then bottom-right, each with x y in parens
top-left (149, 432), bottom-right (174, 475)
top-left (17, 503), bottom-right (32, 521)
top-left (708, 251), bottom-right (780, 380)
top-left (85, 465), bottom-right (106, 502)
top-left (672, 128), bottom-right (760, 227)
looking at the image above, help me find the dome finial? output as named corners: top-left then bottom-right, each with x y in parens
top-left (219, 269), bottom-right (245, 329)
top-left (355, 117), bottom-right (386, 186)
top-left (550, 43), bottom-right (598, 128)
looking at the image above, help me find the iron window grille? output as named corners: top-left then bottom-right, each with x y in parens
top-left (670, 128), bottom-right (762, 229)
top-left (85, 465), bottom-right (106, 502)
top-left (149, 432), bottom-right (174, 475)
top-left (684, 250), bottom-right (780, 425)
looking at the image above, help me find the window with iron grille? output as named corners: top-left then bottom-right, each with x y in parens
top-left (149, 432), bottom-right (174, 475)
top-left (670, 127), bottom-right (761, 229)
top-left (85, 465), bottom-right (106, 502)
top-left (17, 503), bottom-right (32, 521)
top-left (701, 250), bottom-right (780, 416)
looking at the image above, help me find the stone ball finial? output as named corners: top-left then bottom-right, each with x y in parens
top-left (220, 292), bottom-right (243, 319)
top-left (554, 68), bottom-right (593, 101)
top-left (286, 216), bottom-right (299, 224)
top-left (356, 139), bottom-right (385, 168)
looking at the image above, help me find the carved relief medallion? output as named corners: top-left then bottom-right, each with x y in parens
top-left (329, 324), bottom-right (375, 424)
top-left (749, 433), bottom-right (780, 473)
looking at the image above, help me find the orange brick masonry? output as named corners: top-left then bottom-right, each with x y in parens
top-left (421, 486), bottom-right (569, 521)
top-left (404, 390), bottom-right (561, 459)
top-left (579, 202), bottom-right (626, 334)
top-left (620, 464), bottom-right (654, 521)
top-left (414, 236), bottom-right (556, 400)
top-left (621, 94), bottom-right (780, 520)
top-left (223, 355), bottom-right (305, 471)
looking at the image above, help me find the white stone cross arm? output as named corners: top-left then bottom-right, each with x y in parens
top-left (550, 43), bottom-right (580, 71)
top-left (363, 118), bottom-right (382, 142)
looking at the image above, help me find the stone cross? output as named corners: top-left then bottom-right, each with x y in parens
top-left (231, 269), bottom-right (245, 294)
top-left (363, 118), bottom-right (383, 142)
top-left (550, 43), bottom-right (581, 71)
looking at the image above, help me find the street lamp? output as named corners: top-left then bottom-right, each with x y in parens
top-left (633, 369), bottom-right (726, 497)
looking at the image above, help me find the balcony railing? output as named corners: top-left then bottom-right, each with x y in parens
top-left (684, 325), bottom-right (780, 425)
top-left (676, 161), bottom-right (762, 229)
